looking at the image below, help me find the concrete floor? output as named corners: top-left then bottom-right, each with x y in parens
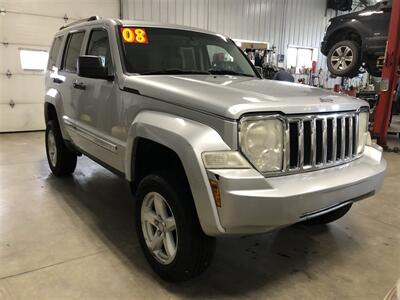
top-left (0, 132), bottom-right (399, 300)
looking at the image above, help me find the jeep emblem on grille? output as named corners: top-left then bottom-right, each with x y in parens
top-left (320, 96), bottom-right (334, 103)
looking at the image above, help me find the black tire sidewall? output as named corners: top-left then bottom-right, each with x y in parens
top-left (45, 120), bottom-right (76, 176)
top-left (135, 172), bottom-right (214, 282)
top-left (45, 121), bottom-right (60, 173)
top-left (327, 40), bottom-right (360, 77)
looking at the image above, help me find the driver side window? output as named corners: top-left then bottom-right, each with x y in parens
top-left (206, 45), bottom-right (235, 70)
top-left (86, 29), bottom-right (112, 72)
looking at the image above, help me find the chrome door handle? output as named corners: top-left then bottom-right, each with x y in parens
top-left (73, 81), bottom-right (86, 90)
top-left (53, 78), bottom-right (63, 84)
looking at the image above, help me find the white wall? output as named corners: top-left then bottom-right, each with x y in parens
top-left (121, 0), bottom-right (338, 68)
top-left (0, 0), bottom-right (119, 132)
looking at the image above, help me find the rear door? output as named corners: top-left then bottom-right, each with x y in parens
top-left (57, 30), bottom-right (87, 148)
top-left (362, 1), bottom-right (391, 55)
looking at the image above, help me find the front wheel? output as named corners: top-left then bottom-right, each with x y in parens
top-left (302, 203), bottom-right (353, 225)
top-left (327, 40), bottom-right (361, 78)
top-left (135, 171), bottom-right (216, 282)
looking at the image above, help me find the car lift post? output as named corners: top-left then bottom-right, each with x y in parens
top-left (372, 0), bottom-right (400, 146)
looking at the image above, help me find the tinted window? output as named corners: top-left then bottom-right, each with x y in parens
top-left (86, 29), bottom-right (112, 71)
top-left (47, 36), bottom-right (62, 70)
top-left (63, 31), bottom-right (85, 73)
top-left (120, 28), bottom-right (256, 77)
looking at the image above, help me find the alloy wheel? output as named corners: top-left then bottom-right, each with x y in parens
top-left (330, 46), bottom-right (353, 71)
top-left (47, 129), bottom-right (57, 167)
top-left (141, 192), bottom-right (178, 265)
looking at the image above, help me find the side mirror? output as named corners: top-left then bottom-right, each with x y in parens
top-left (77, 55), bottom-right (113, 80)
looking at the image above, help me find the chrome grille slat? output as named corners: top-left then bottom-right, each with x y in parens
top-left (311, 118), bottom-right (317, 167)
top-left (332, 118), bottom-right (337, 163)
top-left (354, 114), bottom-right (359, 156)
top-left (341, 116), bottom-right (346, 160)
top-left (322, 117), bottom-right (328, 164)
top-left (348, 116), bottom-right (353, 157)
top-left (298, 120), bottom-right (304, 169)
top-left (284, 122), bottom-right (291, 171)
top-left (284, 112), bottom-right (361, 175)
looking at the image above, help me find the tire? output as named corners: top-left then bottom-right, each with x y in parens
top-left (302, 203), bottom-right (352, 225)
top-left (135, 170), bottom-right (216, 282)
top-left (45, 120), bottom-right (77, 176)
top-left (327, 40), bottom-right (361, 78)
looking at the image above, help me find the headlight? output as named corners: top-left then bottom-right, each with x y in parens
top-left (239, 117), bottom-right (284, 173)
top-left (357, 111), bottom-right (369, 154)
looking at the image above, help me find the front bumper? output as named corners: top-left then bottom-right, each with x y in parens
top-left (320, 40), bottom-right (329, 55)
top-left (206, 145), bottom-right (386, 235)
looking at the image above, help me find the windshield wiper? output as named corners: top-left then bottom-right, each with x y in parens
top-left (141, 69), bottom-right (211, 75)
top-left (208, 69), bottom-right (255, 77)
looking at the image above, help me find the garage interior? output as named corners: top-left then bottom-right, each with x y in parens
top-left (0, 0), bottom-right (399, 299)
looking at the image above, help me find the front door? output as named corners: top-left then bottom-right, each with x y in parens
top-left (71, 27), bottom-right (124, 171)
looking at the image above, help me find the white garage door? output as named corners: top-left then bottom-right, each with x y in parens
top-left (0, 0), bottom-right (119, 132)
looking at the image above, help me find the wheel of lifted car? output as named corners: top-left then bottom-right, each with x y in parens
top-left (45, 120), bottom-right (77, 176)
top-left (135, 171), bottom-right (216, 282)
top-left (302, 203), bottom-right (353, 226)
top-left (327, 40), bottom-right (361, 78)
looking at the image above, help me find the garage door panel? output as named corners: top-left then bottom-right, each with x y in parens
top-left (0, 103), bottom-right (44, 132)
top-left (3, 15), bottom-right (63, 46)
top-left (2, 0), bottom-right (119, 19)
top-left (0, 0), bottom-right (119, 132)
top-left (0, 76), bottom-right (45, 104)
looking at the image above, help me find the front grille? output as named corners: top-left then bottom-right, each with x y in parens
top-left (284, 112), bottom-right (359, 173)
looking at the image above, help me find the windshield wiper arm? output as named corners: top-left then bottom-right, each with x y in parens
top-left (208, 69), bottom-right (255, 77)
top-left (141, 69), bottom-right (211, 75)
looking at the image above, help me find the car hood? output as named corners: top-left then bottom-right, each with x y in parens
top-left (123, 75), bottom-right (367, 120)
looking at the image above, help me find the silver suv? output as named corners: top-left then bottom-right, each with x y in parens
top-left (44, 16), bottom-right (386, 282)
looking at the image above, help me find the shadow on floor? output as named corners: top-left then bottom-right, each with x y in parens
top-left (45, 160), bottom-right (351, 297)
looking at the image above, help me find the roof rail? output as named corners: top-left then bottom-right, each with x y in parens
top-left (59, 16), bottom-right (101, 30)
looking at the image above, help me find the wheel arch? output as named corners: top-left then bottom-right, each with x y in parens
top-left (125, 110), bottom-right (230, 235)
top-left (326, 26), bottom-right (364, 52)
top-left (44, 88), bottom-right (69, 139)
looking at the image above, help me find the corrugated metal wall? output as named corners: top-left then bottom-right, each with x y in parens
top-left (121, 0), bottom-right (338, 67)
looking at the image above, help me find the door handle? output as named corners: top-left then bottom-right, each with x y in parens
top-left (73, 81), bottom-right (86, 90)
top-left (53, 78), bottom-right (63, 84)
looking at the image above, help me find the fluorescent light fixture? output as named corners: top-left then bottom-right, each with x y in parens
top-left (19, 49), bottom-right (49, 71)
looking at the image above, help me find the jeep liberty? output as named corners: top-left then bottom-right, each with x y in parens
top-left (44, 17), bottom-right (386, 282)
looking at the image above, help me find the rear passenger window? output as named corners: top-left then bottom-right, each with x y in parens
top-left (63, 31), bottom-right (85, 73)
top-left (86, 29), bottom-right (112, 71)
top-left (47, 36), bottom-right (62, 70)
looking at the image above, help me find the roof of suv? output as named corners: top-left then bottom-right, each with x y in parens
top-left (58, 16), bottom-right (219, 37)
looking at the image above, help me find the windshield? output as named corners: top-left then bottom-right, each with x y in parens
top-left (119, 27), bottom-right (257, 77)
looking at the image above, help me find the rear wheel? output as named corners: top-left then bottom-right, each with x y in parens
top-left (135, 171), bottom-right (216, 282)
top-left (327, 40), bottom-right (361, 78)
top-left (302, 203), bottom-right (353, 225)
top-left (45, 120), bottom-right (77, 176)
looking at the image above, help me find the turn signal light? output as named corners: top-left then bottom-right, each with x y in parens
top-left (209, 179), bottom-right (221, 208)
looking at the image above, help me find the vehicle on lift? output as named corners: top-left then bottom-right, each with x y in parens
top-left (321, 0), bottom-right (391, 77)
top-left (44, 17), bottom-right (386, 282)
